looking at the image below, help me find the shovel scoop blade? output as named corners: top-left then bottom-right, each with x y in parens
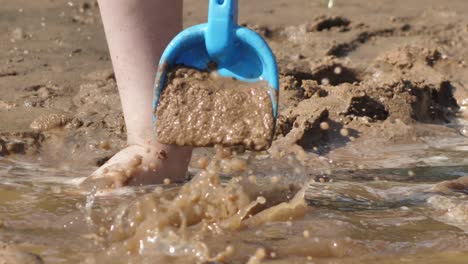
top-left (153, 0), bottom-right (279, 149)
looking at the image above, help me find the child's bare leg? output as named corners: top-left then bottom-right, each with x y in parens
top-left (81, 0), bottom-right (192, 187)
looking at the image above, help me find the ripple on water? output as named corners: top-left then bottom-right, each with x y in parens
top-left (0, 150), bottom-right (468, 263)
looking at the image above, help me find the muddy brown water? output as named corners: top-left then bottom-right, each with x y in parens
top-left (1, 151), bottom-right (468, 263)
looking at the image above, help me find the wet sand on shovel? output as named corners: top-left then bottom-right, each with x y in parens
top-left (155, 67), bottom-right (275, 151)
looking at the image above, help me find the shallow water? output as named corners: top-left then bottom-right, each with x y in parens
top-left (1, 150), bottom-right (468, 263)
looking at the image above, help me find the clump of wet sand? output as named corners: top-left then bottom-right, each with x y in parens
top-left (155, 67), bottom-right (275, 151)
top-left (269, 43), bottom-right (461, 167)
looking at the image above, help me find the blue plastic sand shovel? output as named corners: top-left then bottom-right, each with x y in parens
top-left (153, 0), bottom-right (279, 141)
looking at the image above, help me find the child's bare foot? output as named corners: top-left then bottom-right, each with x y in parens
top-left (80, 143), bottom-right (192, 190)
top-left (87, 0), bottom-right (187, 190)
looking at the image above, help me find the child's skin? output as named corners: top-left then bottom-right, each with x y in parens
top-left (83, 0), bottom-right (192, 186)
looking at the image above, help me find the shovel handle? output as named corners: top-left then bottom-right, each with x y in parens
top-left (206, 0), bottom-right (239, 66)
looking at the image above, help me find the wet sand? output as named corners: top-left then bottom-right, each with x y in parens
top-left (0, 0), bottom-right (467, 169)
top-left (1, 0), bottom-right (468, 263)
top-left (155, 67), bottom-right (274, 151)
